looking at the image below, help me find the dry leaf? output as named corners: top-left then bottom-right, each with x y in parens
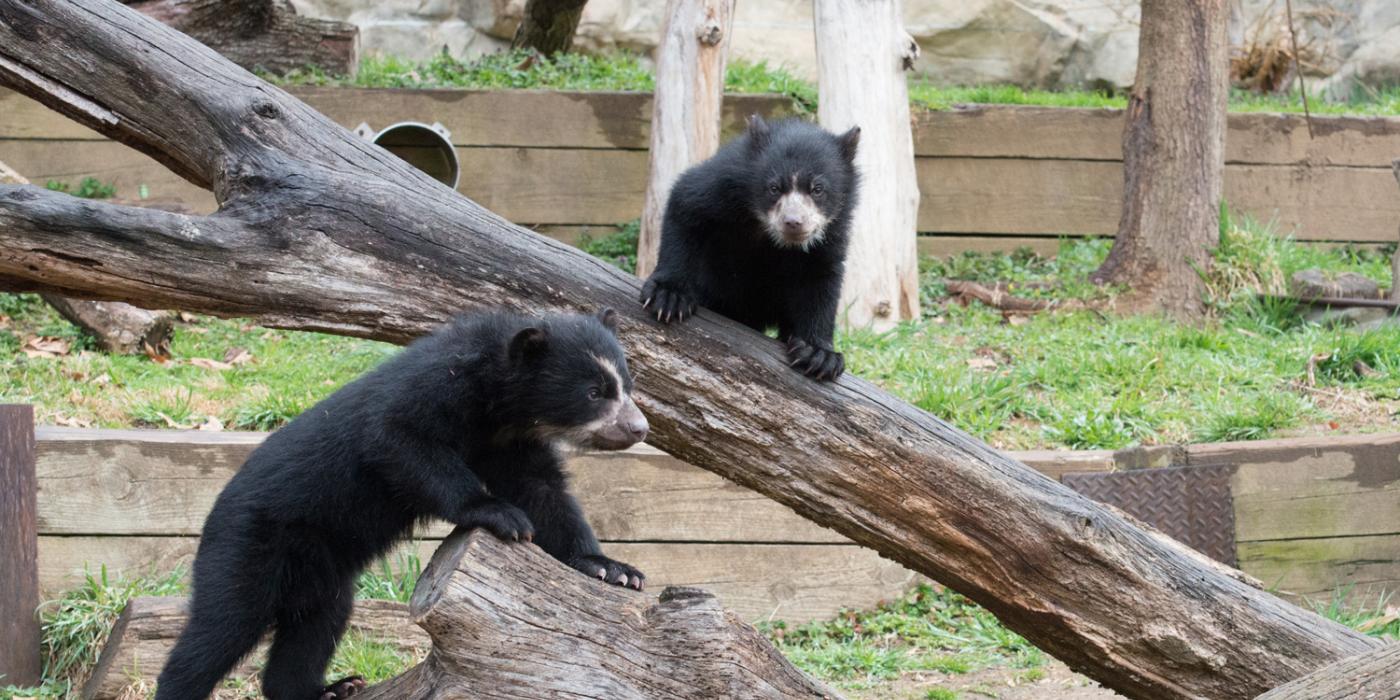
top-left (0, 314), bottom-right (11, 329)
top-left (143, 339), bottom-right (171, 364)
top-left (966, 357), bottom-right (998, 371)
top-left (1004, 313), bottom-right (1031, 326)
top-left (178, 311), bottom-right (201, 323)
top-left (189, 357), bottom-right (234, 371)
top-left (90, 373), bottom-right (112, 387)
top-left (197, 416), bottom-right (225, 432)
top-left (186, 326), bottom-right (209, 335)
top-left (22, 335), bottom-right (71, 358)
top-left (54, 415), bottom-right (93, 428)
top-left (223, 347), bottom-right (253, 365)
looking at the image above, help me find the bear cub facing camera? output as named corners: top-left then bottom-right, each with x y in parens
top-left (641, 115), bottom-right (860, 381)
top-left (155, 310), bottom-right (648, 700)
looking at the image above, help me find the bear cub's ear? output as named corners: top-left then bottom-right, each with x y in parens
top-left (747, 114), bottom-right (771, 153)
top-left (508, 326), bottom-right (549, 362)
top-left (839, 126), bottom-right (861, 163)
top-left (596, 308), bottom-right (619, 333)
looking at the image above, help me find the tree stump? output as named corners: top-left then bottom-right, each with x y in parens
top-left (511, 0), bottom-right (590, 55)
top-left (358, 529), bottom-right (839, 699)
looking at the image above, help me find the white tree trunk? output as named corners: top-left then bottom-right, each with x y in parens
top-left (635, 0), bottom-right (736, 280)
top-left (814, 0), bottom-right (921, 331)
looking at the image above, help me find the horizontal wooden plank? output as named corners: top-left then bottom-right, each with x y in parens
top-left (0, 140), bottom-right (216, 212)
top-left (0, 88), bottom-right (792, 149)
top-left (919, 158), bottom-right (1400, 242)
top-left (913, 105), bottom-right (1400, 168)
top-left (1237, 534), bottom-right (1400, 610)
top-left (1196, 433), bottom-right (1400, 543)
top-left (33, 427), bottom-right (1107, 542)
top-left (37, 536), bottom-right (920, 623)
top-left (7, 138), bottom-right (1398, 243)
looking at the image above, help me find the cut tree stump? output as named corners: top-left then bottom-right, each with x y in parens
top-left (635, 0), bottom-right (735, 280)
top-left (0, 159), bottom-right (174, 355)
top-left (0, 3), bottom-right (1384, 697)
top-left (359, 529), bottom-right (839, 699)
top-left (1255, 643), bottom-right (1400, 699)
top-left (81, 597), bottom-right (429, 700)
top-left (511, 0), bottom-right (590, 55)
top-left (124, 0), bottom-right (358, 76)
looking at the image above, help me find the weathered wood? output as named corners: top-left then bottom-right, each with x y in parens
top-left (11, 140), bottom-right (1397, 243)
top-left (0, 87), bottom-right (793, 147)
top-left (916, 235), bottom-right (1063, 258)
top-left (1237, 534), bottom-right (1400, 609)
top-left (815, 0), bottom-right (920, 330)
top-left (1226, 433), bottom-right (1400, 543)
top-left (81, 596), bottom-right (428, 700)
top-left (1091, 0), bottom-right (1230, 317)
top-left (1392, 159), bottom-right (1399, 301)
top-left (37, 535), bottom-right (922, 624)
top-left (359, 529), bottom-right (839, 699)
top-left (511, 0), bottom-right (589, 54)
top-left (126, 0), bottom-right (358, 76)
top-left (0, 405), bottom-right (41, 687)
top-left (1255, 643), bottom-right (1400, 700)
top-left (0, 3), bottom-right (1381, 697)
top-left (635, 0), bottom-right (736, 279)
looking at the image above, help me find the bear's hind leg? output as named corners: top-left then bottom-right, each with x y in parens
top-left (260, 589), bottom-right (358, 700)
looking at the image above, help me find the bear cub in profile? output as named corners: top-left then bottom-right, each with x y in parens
top-left (641, 115), bottom-right (860, 381)
top-left (156, 310), bottom-right (648, 700)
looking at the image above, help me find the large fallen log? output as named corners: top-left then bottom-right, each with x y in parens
top-left (123, 0), bottom-right (359, 77)
top-left (81, 598), bottom-right (428, 700)
top-left (359, 529), bottom-right (838, 699)
top-left (1255, 643), bottom-right (1400, 699)
top-left (0, 2), bottom-right (1381, 697)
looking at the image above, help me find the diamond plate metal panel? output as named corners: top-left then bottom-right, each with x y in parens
top-left (1062, 464), bottom-right (1237, 566)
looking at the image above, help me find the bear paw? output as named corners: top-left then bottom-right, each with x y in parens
top-left (640, 278), bottom-right (698, 324)
top-left (319, 676), bottom-right (366, 699)
top-left (570, 554), bottom-right (645, 590)
top-left (458, 500), bottom-right (536, 543)
top-left (786, 338), bottom-right (845, 381)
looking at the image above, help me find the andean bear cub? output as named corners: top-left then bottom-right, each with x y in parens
top-left (641, 115), bottom-right (860, 381)
top-left (155, 310), bottom-right (649, 700)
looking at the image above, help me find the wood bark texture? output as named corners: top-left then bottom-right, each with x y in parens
top-left (0, 2), bottom-right (1383, 697)
top-left (1255, 643), bottom-right (1400, 699)
top-left (0, 405), bottom-right (41, 687)
top-left (1091, 0), bottom-right (1229, 318)
top-left (40, 295), bottom-right (175, 355)
top-left (511, 0), bottom-right (590, 55)
top-left (634, 0), bottom-right (735, 279)
top-left (1, 159), bottom-right (178, 355)
top-left (356, 529), bottom-right (839, 699)
top-left (81, 597), bottom-right (429, 700)
top-left (814, 0), bottom-right (921, 331)
top-left (125, 0), bottom-right (358, 76)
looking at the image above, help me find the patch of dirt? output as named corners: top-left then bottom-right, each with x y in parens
top-left (845, 660), bottom-right (1123, 700)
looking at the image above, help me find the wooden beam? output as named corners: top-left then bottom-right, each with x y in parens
top-left (1256, 643), bottom-right (1400, 699)
top-left (0, 405), bottom-right (40, 688)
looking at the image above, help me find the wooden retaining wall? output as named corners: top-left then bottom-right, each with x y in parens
top-left (32, 427), bottom-right (1400, 623)
top-left (3, 88), bottom-right (1399, 256)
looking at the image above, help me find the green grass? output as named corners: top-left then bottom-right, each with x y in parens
top-left (355, 550), bottom-right (424, 604)
top-left (578, 220), bottom-right (641, 275)
top-left (267, 51), bottom-right (1400, 117)
top-left (762, 584), bottom-right (1043, 690)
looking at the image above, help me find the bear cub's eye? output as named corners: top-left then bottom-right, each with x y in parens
top-left (587, 387), bottom-right (603, 401)
top-left (811, 183), bottom-right (825, 197)
top-left (767, 183), bottom-right (781, 195)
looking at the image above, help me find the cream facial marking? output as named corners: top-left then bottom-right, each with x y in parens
top-left (761, 174), bottom-right (830, 250)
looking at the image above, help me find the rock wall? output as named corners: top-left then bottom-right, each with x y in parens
top-left (288, 0), bottom-right (1399, 92)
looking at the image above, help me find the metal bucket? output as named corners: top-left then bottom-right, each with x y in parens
top-left (353, 121), bottom-right (460, 189)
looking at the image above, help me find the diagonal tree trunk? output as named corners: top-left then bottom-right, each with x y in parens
top-left (1091, 0), bottom-right (1229, 319)
top-left (0, 2), bottom-right (1380, 698)
top-left (1255, 643), bottom-right (1400, 700)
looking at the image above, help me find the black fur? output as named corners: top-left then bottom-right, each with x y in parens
top-left (640, 116), bottom-right (860, 380)
top-left (155, 311), bottom-right (647, 700)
